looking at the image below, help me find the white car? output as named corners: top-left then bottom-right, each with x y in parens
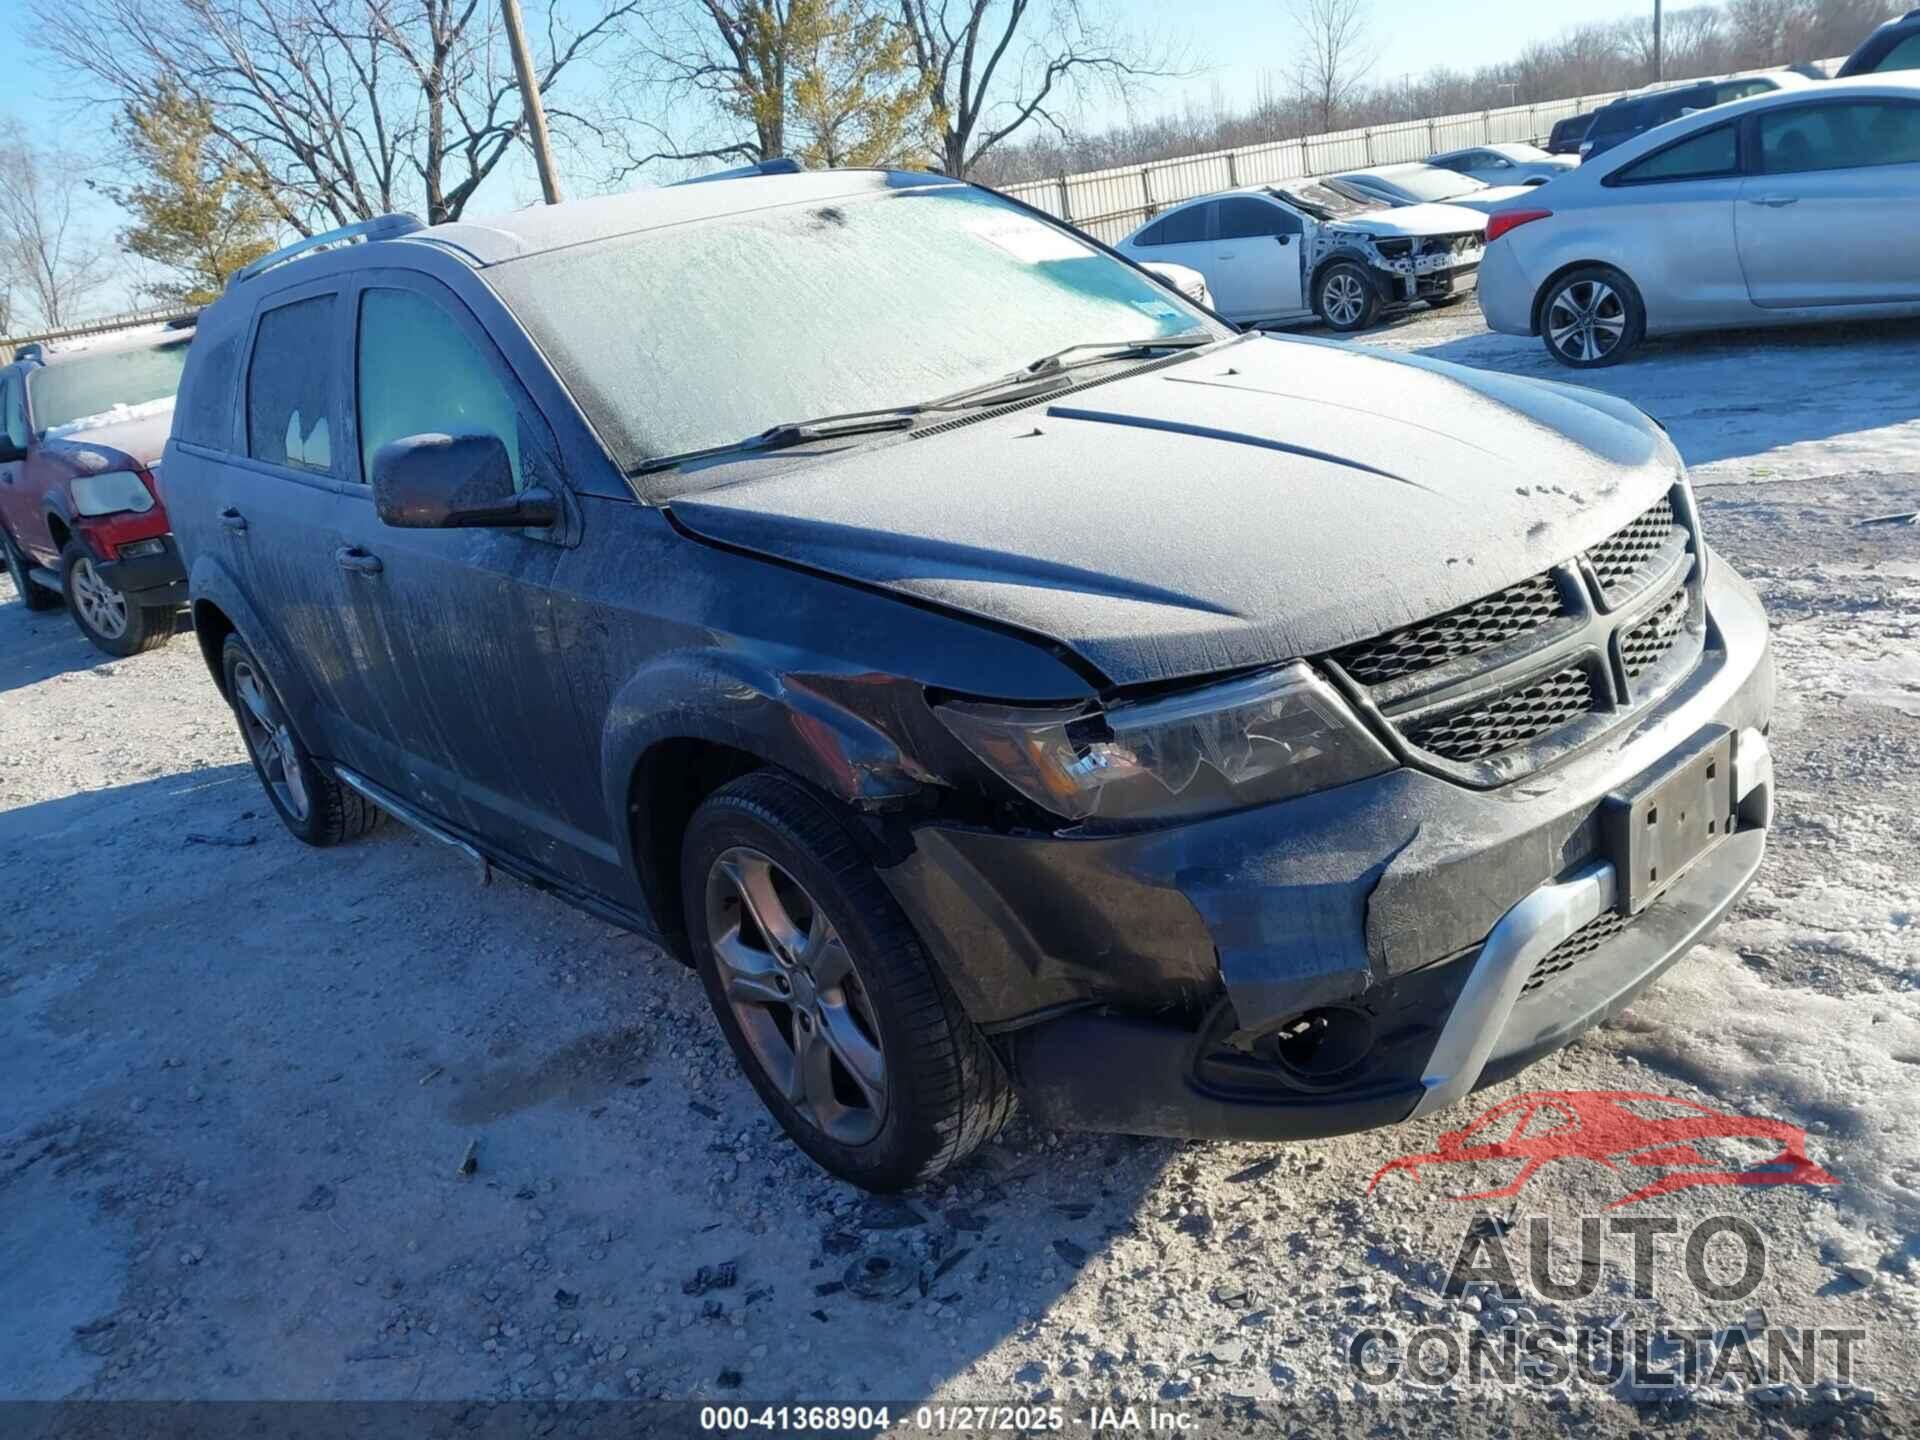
top-left (1139, 260), bottom-right (1214, 310)
top-left (1427, 142), bottom-right (1579, 187)
top-left (1116, 183), bottom-right (1486, 332)
top-left (1330, 163), bottom-right (1539, 215)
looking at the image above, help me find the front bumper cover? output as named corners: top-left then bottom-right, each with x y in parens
top-left (92, 532), bottom-right (188, 604)
top-left (882, 555), bottom-right (1775, 1139)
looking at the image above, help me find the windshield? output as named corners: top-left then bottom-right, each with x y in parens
top-left (1362, 168), bottom-right (1488, 202)
top-left (29, 339), bottom-right (191, 432)
top-left (487, 184), bottom-right (1222, 492)
top-left (1273, 182), bottom-right (1375, 220)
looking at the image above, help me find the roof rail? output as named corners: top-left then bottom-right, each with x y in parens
top-left (229, 213), bottom-right (425, 289)
top-left (672, 157), bottom-right (803, 186)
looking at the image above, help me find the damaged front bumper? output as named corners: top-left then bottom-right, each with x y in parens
top-left (880, 556), bottom-right (1774, 1139)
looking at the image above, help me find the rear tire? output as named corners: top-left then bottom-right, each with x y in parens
top-left (1314, 261), bottom-right (1383, 333)
top-left (221, 634), bottom-right (382, 846)
top-left (3, 526), bottom-right (61, 612)
top-left (1538, 265), bottom-right (1644, 367)
top-left (61, 540), bottom-right (173, 656)
top-left (682, 770), bottom-right (1014, 1191)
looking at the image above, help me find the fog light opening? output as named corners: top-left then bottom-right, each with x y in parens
top-left (1267, 1006), bottom-right (1373, 1083)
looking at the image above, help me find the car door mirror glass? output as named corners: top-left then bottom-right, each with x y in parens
top-left (372, 432), bottom-right (556, 529)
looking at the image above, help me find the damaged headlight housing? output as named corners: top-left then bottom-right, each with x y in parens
top-left (937, 663), bottom-right (1396, 823)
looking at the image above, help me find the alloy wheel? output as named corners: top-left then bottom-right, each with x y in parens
top-left (705, 847), bottom-right (888, 1144)
top-left (231, 659), bottom-right (310, 822)
top-left (1322, 272), bottom-right (1367, 327)
top-left (1546, 279), bottom-right (1627, 363)
top-left (69, 557), bottom-right (129, 639)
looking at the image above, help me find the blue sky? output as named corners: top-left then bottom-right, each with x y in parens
top-left (0, 0), bottom-right (1659, 316)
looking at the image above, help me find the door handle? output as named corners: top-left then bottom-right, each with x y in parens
top-left (1276, 235), bottom-right (1292, 245)
top-left (1748, 194), bottom-right (1798, 207)
top-left (219, 507), bottom-right (247, 532)
top-left (335, 546), bottom-right (383, 575)
top-left (1216, 251), bottom-right (1236, 259)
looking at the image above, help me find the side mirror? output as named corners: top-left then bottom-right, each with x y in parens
top-left (371, 432), bottom-right (558, 529)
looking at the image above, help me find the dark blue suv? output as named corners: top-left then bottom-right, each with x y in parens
top-left (165, 169), bottom-right (1776, 1190)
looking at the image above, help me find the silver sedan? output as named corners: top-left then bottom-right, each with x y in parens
top-left (1427, 142), bottom-right (1578, 187)
top-left (1477, 74), bottom-right (1920, 365)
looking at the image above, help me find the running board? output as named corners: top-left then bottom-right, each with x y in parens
top-left (27, 566), bottom-right (64, 594)
top-left (332, 765), bottom-right (492, 885)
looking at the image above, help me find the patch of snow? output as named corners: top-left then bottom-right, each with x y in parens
top-left (45, 396), bottom-right (176, 440)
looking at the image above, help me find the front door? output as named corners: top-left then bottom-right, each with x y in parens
top-left (0, 371), bottom-right (35, 557)
top-left (1736, 99), bottom-right (1920, 307)
top-left (330, 273), bottom-right (610, 884)
top-left (1209, 197), bottom-right (1304, 320)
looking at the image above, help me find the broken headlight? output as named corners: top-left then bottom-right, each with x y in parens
top-left (937, 663), bottom-right (1395, 823)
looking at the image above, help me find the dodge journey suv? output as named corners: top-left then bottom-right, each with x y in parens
top-left (165, 169), bottom-right (1775, 1191)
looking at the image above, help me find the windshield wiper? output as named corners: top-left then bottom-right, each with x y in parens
top-left (632, 331), bottom-right (1216, 477)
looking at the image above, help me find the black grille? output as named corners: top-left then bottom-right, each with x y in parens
top-left (1621, 586), bottom-right (1689, 679)
top-left (1330, 573), bottom-right (1565, 685)
top-left (1522, 909), bottom-right (1634, 995)
top-left (1587, 496), bottom-right (1677, 599)
top-left (1402, 665), bottom-right (1599, 763)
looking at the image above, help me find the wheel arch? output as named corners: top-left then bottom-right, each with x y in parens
top-left (1310, 250), bottom-right (1390, 304)
top-left (1530, 259), bottom-right (1643, 338)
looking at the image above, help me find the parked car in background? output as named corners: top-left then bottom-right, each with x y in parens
top-left (1118, 183), bottom-right (1485, 332)
top-left (1329, 163), bottom-right (1537, 213)
top-left (1140, 260), bottom-right (1214, 311)
top-left (0, 325), bottom-right (194, 655)
top-left (164, 167), bottom-right (1775, 1191)
top-left (1478, 75), bottom-right (1920, 366)
top-left (1427, 142), bottom-right (1578, 187)
top-left (1579, 71), bottom-right (1809, 159)
top-left (1547, 110), bottom-right (1599, 155)
top-left (1839, 7), bottom-right (1920, 75)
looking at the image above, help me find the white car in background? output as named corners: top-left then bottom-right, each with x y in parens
top-left (1427, 141), bottom-right (1580, 187)
top-left (1330, 163), bottom-right (1539, 214)
top-left (1117, 182), bottom-right (1486, 332)
top-left (1139, 260), bottom-right (1214, 311)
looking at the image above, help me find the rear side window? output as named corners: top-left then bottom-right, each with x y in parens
top-left (247, 296), bottom-right (337, 474)
top-left (2, 372), bottom-right (26, 449)
top-left (1141, 203), bottom-right (1208, 246)
top-left (1757, 102), bottom-right (1920, 174)
top-left (1870, 32), bottom-right (1920, 72)
top-left (1611, 122), bottom-right (1738, 182)
top-left (1714, 80), bottom-right (1774, 104)
top-left (356, 287), bottom-right (528, 491)
top-left (1216, 198), bottom-right (1299, 239)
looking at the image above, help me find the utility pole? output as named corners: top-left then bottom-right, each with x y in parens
top-left (1654, 0), bottom-right (1664, 81)
top-left (501, 0), bottom-right (563, 206)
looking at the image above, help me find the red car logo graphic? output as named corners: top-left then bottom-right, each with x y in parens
top-left (1369, 1090), bottom-right (1837, 1208)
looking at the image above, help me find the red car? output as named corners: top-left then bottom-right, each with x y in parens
top-left (0, 324), bottom-right (193, 656)
top-left (1369, 1089), bottom-right (1837, 1208)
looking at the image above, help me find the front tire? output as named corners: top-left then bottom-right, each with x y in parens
top-left (1539, 265), bottom-right (1644, 367)
top-left (221, 634), bottom-right (381, 846)
top-left (3, 526), bottom-right (62, 611)
top-left (682, 771), bottom-right (1014, 1191)
top-left (1314, 261), bottom-right (1382, 333)
top-left (61, 540), bottom-right (173, 656)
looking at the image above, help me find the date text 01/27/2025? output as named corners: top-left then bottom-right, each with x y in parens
top-left (699, 1405), bottom-right (1199, 1432)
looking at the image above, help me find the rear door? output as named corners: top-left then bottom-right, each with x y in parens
top-left (1601, 120), bottom-right (1750, 321)
top-left (330, 270), bottom-right (608, 881)
top-left (1126, 201), bottom-right (1218, 301)
top-left (1208, 197), bottom-right (1304, 319)
top-left (1736, 98), bottom-right (1920, 306)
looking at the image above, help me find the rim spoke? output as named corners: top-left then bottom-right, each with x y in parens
top-left (818, 1001), bottom-right (885, 1106)
top-left (237, 672), bottom-right (275, 730)
top-left (720, 855), bottom-right (805, 963)
top-left (712, 930), bottom-right (790, 1006)
top-left (797, 1021), bottom-right (840, 1126)
top-left (279, 731), bottom-right (310, 817)
top-left (808, 925), bottom-right (853, 989)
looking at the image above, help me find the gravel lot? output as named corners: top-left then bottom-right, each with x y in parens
top-left (3, 305), bottom-right (1917, 1432)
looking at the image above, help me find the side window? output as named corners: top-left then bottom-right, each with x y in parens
top-left (1433, 154), bottom-right (1468, 172)
top-left (1134, 217), bottom-right (1167, 247)
top-left (1870, 32), bottom-right (1920, 72)
top-left (247, 295), bottom-right (337, 475)
top-left (1716, 80), bottom-right (1772, 104)
top-left (1152, 203), bottom-right (1210, 246)
top-left (1611, 122), bottom-right (1738, 183)
top-left (1216, 198), bottom-right (1299, 240)
top-left (2, 372), bottom-right (27, 448)
top-left (1758, 102), bottom-right (1920, 175)
top-left (356, 287), bottom-right (529, 492)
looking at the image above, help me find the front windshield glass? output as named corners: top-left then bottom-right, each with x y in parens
top-left (1274, 181), bottom-right (1375, 220)
top-left (1372, 168), bottom-right (1488, 201)
top-left (486, 184), bottom-right (1221, 491)
top-left (29, 338), bottom-right (191, 432)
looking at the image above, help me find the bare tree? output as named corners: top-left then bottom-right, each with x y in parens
top-left (1285, 0), bottom-right (1375, 133)
top-left (33, 0), bottom-right (643, 232)
top-left (896, 1), bottom-right (1185, 178)
top-left (0, 122), bottom-right (112, 330)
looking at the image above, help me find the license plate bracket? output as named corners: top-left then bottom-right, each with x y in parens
top-left (1601, 727), bottom-right (1736, 915)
